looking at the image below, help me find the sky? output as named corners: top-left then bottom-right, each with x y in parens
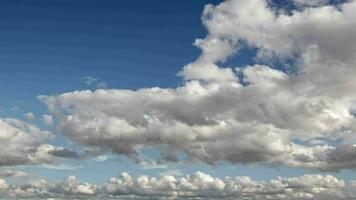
top-left (1, 0), bottom-right (356, 199)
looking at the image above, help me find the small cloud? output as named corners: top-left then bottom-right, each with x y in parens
top-left (42, 114), bottom-right (53, 125)
top-left (93, 155), bottom-right (108, 162)
top-left (81, 76), bottom-right (108, 89)
top-left (158, 169), bottom-right (183, 176)
top-left (0, 170), bottom-right (29, 178)
top-left (140, 159), bottom-right (168, 170)
top-left (97, 82), bottom-right (107, 89)
top-left (39, 164), bottom-right (83, 171)
top-left (81, 76), bottom-right (98, 85)
top-left (24, 112), bottom-right (36, 121)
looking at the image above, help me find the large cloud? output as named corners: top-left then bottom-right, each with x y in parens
top-left (1, 172), bottom-right (356, 199)
top-left (39, 0), bottom-right (356, 171)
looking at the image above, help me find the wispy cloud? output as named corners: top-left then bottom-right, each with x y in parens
top-left (38, 164), bottom-right (83, 171)
top-left (81, 76), bottom-right (108, 89)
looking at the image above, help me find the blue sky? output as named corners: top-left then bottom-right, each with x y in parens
top-left (1, 0), bottom-right (356, 199)
top-left (0, 0), bottom-right (214, 95)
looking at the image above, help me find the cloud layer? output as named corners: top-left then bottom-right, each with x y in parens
top-left (39, 0), bottom-right (356, 171)
top-left (1, 171), bottom-right (356, 199)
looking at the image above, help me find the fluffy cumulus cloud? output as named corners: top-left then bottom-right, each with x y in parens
top-left (1, 172), bottom-right (356, 199)
top-left (42, 114), bottom-right (53, 125)
top-left (103, 172), bottom-right (353, 199)
top-left (24, 112), bottom-right (36, 121)
top-left (38, 0), bottom-right (356, 171)
top-left (0, 175), bottom-right (98, 198)
top-left (0, 118), bottom-right (76, 166)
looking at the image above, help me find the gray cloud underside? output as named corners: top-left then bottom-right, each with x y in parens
top-left (38, 0), bottom-right (356, 171)
top-left (1, 172), bottom-right (356, 199)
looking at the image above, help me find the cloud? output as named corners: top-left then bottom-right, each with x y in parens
top-left (0, 118), bottom-right (80, 167)
top-left (97, 81), bottom-right (108, 89)
top-left (81, 76), bottom-right (98, 86)
top-left (0, 179), bottom-right (8, 190)
top-left (93, 155), bottom-right (108, 162)
top-left (24, 112), bottom-right (36, 121)
top-left (42, 114), bottom-right (53, 125)
top-left (1, 172), bottom-right (356, 199)
top-left (38, 0), bottom-right (356, 171)
top-left (50, 175), bottom-right (98, 196)
top-left (0, 170), bottom-right (28, 178)
top-left (0, 118), bottom-right (55, 166)
top-left (81, 76), bottom-right (108, 89)
top-left (38, 164), bottom-right (83, 171)
top-left (0, 175), bottom-right (97, 198)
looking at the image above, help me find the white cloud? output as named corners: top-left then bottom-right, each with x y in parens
top-left (42, 114), bottom-right (53, 125)
top-left (2, 172), bottom-right (355, 199)
top-left (81, 76), bottom-right (108, 89)
top-left (0, 170), bottom-right (28, 178)
top-left (24, 112), bottom-right (36, 121)
top-left (139, 158), bottom-right (168, 170)
top-left (96, 81), bottom-right (107, 89)
top-left (52, 175), bottom-right (98, 195)
top-left (0, 118), bottom-right (55, 166)
top-left (81, 76), bottom-right (98, 85)
top-left (0, 175), bottom-right (97, 198)
top-left (0, 179), bottom-right (8, 190)
top-left (0, 117), bottom-right (80, 167)
top-left (159, 169), bottom-right (183, 177)
top-left (38, 164), bottom-right (83, 171)
top-left (93, 155), bottom-right (108, 162)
